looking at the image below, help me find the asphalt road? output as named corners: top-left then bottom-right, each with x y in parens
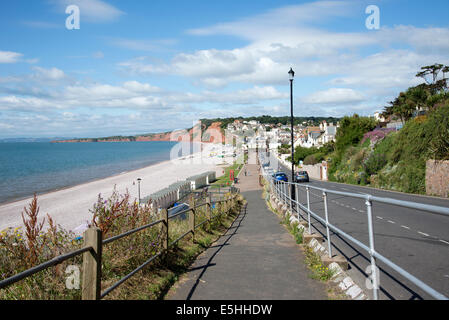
top-left (265, 152), bottom-right (449, 300)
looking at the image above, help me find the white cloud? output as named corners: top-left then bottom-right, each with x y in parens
top-left (32, 66), bottom-right (66, 81)
top-left (0, 95), bottom-right (62, 111)
top-left (0, 51), bottom-right (23, 64)
top-left (117, 1), bottom-right (449, 96)
top-left (302, 88), bottom-right (365, 105)
top-left (187, 1), bottom-right (358, 39)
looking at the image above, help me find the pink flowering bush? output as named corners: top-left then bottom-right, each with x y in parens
top-left (361, 128), bottom-right (396, 145)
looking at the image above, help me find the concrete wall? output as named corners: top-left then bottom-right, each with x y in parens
top-left (426, 160), bottom-right (449, 198)
top-left (300, 161), bottom-right (328, 181)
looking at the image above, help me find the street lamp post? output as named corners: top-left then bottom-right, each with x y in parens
top-left (137, 178), bottom-right (142, 205)
top-left (288, 68), bottom-right (296, 203)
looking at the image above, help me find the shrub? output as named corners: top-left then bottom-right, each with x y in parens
top-left (1, 189), bottom-right (243, 300)
top-left (363, 153), bottom-right (387, 176)
top-left (303, 154), bottom-right (318, 165)
top-left (335, 115), bottom-right (377, 154)
top-left (361, 128), bottom-right (396, 145)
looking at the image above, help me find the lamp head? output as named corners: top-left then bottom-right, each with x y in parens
top-left (288, 68), bottom-right (295, 81)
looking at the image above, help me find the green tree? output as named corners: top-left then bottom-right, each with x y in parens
top-left (335, 115), bottom-right (377, 153)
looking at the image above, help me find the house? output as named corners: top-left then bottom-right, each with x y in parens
top-left (295, 122), bottom-right (338, 148)
top-left (374, 112), bottom-right (386, 122)
top-left (320, 121), bottom-right (337, 144)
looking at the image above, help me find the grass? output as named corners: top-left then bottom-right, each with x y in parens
top-left (303, 246), bottom-right (336, 282)
top-left (0, 188), bottom-right (245, 300)
top-left (212, 161), bottom-right (244, 186)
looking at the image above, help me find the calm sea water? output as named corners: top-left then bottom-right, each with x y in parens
top-left (0, 141), bottom-right (179, 204)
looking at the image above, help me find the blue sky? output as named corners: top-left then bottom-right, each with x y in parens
top-left (1, 0), bottom-right (449, 138)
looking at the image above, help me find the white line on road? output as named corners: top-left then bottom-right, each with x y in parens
top-left (401, 225), bottom-right (410, 230)
top-left (440, 240), bottom-right (449, 245)
top-left (388, 220), bottom-right (396, 224)
top-left (418, 231), bottom-right (430, 237)
top-left (377, 216), bottom-right (383, 220)
top-left (359, 210), bottom-right (364, 213)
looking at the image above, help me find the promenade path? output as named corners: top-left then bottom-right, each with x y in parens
top-left (166, 162), bottom-right (327, 300)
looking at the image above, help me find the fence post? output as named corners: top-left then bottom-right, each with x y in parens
top-left (323, 191), bottom-right (332, 258)
top-left (295, 184), bottom-right (300, 220)
top-left (206, 194), bottom-right (211, 222)
top-left (82, 227), bottom-right (102, 300)
top-left (162, 208), bottom-right (168, 253)
top-left (189, 195), bottom-right (195, 242)
top-left (306, 186), bottom-right (311, 234)
top-left (284, 182), bottom-right (288, 205)
top-left (366, 198), bottom-right (379, 300)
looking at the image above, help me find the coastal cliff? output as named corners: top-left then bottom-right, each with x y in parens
top-left (51, 122), bottom-right (224, 143)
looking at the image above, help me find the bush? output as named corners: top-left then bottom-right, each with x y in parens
top-left (1, 189), bottom-right (244, 300)
top-left (363, 153), bottom-right (387, 176)
top-left (303, 154), bottom-right (317, 165)
top-left (335, 115), bottom-right (377, 153)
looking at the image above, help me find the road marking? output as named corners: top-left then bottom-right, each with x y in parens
top-left (418, 231), bottom-right (430, 237)
top-left (401, 225), bottom-right (410, 230)
top-left (387, 220), bottom-right (395, 224)
top-left (359, 210), bottom-right (364, 213)
top-left (352, 207), bottom-right (357, 211)
top-left (377, 216), bottom-right (383, 220)
top-left (440, 240), bottom-right (449, 245)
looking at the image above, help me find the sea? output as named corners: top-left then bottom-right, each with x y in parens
top-left (0, 141), bottom-right (180, 204)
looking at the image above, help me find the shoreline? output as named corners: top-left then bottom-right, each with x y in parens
top-left (0, 157), bottom-right (171, 207)
top-left (0, 143), bottom-right (233, 234)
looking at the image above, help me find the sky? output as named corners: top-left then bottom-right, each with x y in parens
top-left (0, 0), bottom-right (449, 138)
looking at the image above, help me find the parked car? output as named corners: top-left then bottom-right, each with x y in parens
top-left (294, 171), bottom-right (309, 183)
top-left (272, 172), bottom-right (288, 183)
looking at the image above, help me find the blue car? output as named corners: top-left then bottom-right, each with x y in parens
top-left (272, 172), bottom-right (288, 183)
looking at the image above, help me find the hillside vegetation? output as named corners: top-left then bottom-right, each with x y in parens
top-left (295, 63), bottom-right (449, 195)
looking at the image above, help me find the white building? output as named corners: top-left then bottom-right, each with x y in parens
top-left (374, 112), bottom-right (386, 122)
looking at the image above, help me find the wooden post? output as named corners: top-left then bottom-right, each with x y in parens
top-left (82, 228), bottom-right (102, 300)
top-left (161, 208), bottom-right (168, 252)
top-left (206, 195), bottom-right (211, 222)
top-left (189, 194), bottom-right (195, 242)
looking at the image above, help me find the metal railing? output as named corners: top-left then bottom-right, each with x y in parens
top-left (0, 187), bottom-right (240, 300)
top-left (263, 169), bottom-right (449, 300)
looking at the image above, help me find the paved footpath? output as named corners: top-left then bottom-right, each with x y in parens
top-left (166, 163), bottom-right (327, 300)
